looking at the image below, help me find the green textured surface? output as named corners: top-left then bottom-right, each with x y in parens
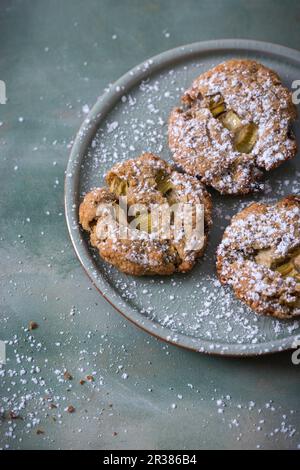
top-left (0, 0), bottom-right (300, 450)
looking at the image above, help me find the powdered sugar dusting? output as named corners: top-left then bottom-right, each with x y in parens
top-left (67, 57), bottom-right (300, 354)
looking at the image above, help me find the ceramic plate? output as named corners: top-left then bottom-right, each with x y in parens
top-left (65, 39), bottom-right (300, 356)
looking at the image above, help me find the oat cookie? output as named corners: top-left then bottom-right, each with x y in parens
top-left (79, 153), bottom-right (212, 276)
top-left (217, 196), bottom-right (300, 319)
top-left (169, 59), bottom-right (297, 195)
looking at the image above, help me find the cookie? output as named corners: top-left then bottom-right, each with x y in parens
top-left (217, 196), bottom-right (300, 319)
top-left (79, 153), bottom-right (212, 276)
top-left (169, 59), bottom-right (297, 195)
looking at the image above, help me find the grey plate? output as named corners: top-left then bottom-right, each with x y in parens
top-left (65, 39), bottom-right (300, 356)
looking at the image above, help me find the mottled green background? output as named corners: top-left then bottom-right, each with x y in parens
top-left (0, 0), bottom-right (300, 450)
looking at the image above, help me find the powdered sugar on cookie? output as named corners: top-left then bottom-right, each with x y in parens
top-left (169, 60), bottom-right (297, 194)
top-left (217, 196), bottom-right (300, 319)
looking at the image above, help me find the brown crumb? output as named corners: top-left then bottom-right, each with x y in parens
top-left (29, 321), bottom-right (38, 331)
top-left (63, 371), bottom-right (73, 381)
top-left (8, 411), bottom-right (22, 420)
top-left (86, 375), bottom-right (94, 382)
top-left (36, 429), bottom-right (44, 435)
top-left (44, 395), bottom-right (53, 402)
top-left (66, 405), bottom-right (75, 414)
top-left (49, 403), bottom-right (57, 410)
top-left (79, 379), bottom-right (86, 385)
top-left (112, 431), bottom-right (118, 437)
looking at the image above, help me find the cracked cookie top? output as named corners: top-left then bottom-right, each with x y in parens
top-left (79, 153), bottom-right (212, 276)
top-left (217, 195), bottom-right (300, 319)
top-left (168, 59), bottom-right (297, 195)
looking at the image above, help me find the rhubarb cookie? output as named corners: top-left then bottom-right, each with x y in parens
top-left (79, 153), bottom-right (212, 276)
top-left (217, 196), bottom-right (300, 319)
top-left (169, 59), bottom-right (297, 195)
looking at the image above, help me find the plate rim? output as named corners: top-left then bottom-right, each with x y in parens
top-left (65, 39), bottom-right (300, 356)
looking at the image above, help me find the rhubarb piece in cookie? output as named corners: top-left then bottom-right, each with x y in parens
top-left (217, 196), bottom-right (300, 319)
top-left (79, 153), bottom-right (212, 276)
top-left (169, 59), bottom-right (297, 195)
